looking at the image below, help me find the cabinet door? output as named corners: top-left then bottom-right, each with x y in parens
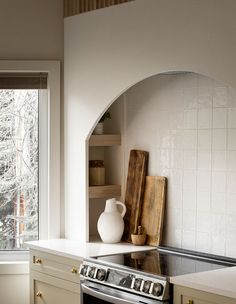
top-left (30, 250), bottom-right (81, 284)
top-left (31, 270), bottom-right (80, 304)
top-left (174, 285), bottom-right (236, 304)
top-left (182, 294), bottom-right (213, 304)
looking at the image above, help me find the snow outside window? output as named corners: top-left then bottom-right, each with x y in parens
top-left (0, 89), bottom-right (39, 250)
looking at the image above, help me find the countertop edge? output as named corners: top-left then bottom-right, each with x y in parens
top-left (26, 239), bottom-right (154, 260)
top-left (26, 243), bottom-right (84, 260)
top-left (170, 266), bottom-right (236, 300)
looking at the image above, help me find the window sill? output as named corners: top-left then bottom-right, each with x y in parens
top-left (0, 261), bottom-right (29, 275)
top-left (0, 251), bottom-right (29, 274)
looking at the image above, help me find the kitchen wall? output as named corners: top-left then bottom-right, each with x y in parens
top-left (64, 0), bottom-right (236, 243)
top-left (123, 72), bottom-right (236, 257)
top-left (0, 1), bottom-right (64, 303)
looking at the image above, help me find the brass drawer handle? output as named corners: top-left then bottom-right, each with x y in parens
top-left (186, 300), bottom-right (193, 304)
top-left (36, 291), bottom-right (42, 298)
top-left (34, 258), bottom-right (42, 265)
top-left (71, 267), bottom-right (78, 274)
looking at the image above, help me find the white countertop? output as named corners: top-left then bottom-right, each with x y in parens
top-left (27, 239), bottom-right (236, 299)
top-left (170, 266), bottom-right (236, 299)
top-left (27, 238), bottom-right (153, 260)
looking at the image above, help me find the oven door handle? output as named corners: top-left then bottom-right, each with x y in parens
top-left (81, 282), bottom-right (140, 304)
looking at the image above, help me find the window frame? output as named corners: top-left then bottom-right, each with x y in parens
top-left (0, 61), bottom-right (60, 253)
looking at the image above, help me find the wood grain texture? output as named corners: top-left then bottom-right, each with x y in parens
top-left (64, 0), bottom-right (134, 17)
top-left (89, 185), bottom-right (121, 198)
top-left (123, 150), bottom-right (148, 242)
top-left (141, 176), bottom-right (167, 246)
top-left (89, 134), bottom-right (121, 146)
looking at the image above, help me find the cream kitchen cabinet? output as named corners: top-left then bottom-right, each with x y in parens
top-left (174, 285), bottom-right (236, 304)
top-left (30, 249), bottom-right (82, 304)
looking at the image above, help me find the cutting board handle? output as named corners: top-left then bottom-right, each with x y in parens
top-left (116, 201), bottom-right (126, 218)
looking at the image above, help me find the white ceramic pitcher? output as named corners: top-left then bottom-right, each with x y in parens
top-left (97, 198), bottom-right (126, 243)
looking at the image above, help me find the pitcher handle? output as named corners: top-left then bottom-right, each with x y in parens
top-left (116, 201), bottom-right (126, 218)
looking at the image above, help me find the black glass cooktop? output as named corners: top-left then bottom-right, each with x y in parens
top-left (94, 247), bottom-right (236, 277)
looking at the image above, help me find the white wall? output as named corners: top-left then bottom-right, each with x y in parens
top-left (124, 72), bottom-right (236, 257)
top-left (0, 1), bottom-right (63, 303)
top-left (64, 0), bottom-right (236, 242)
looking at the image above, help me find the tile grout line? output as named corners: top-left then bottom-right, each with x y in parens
top-left (225, 89), bottom-right (229, 256)
top-left (210, 84), bottom-right (214, 254)
top-left (181, 88), bottom-right (185, 248)
top-left (195, 80), bottom-right (199, 253)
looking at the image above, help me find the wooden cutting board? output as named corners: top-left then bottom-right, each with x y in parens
top-left (123, 150), bottom-right (149, 242)
top-left (141, 176), bottom-right (167, 246)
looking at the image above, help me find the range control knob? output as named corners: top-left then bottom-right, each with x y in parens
top-left (133, 278), bottom-right (142, 291)
top-left (96, 269), bottom-right (106, 281)
top-left (142, 280), bottom-right (152, 293)
top-left (79, 265), bottom-right (88, 276)
top-left (88, 267), bottom-right (96, 278)
top-left (152, 283), bottom-right (163, 297)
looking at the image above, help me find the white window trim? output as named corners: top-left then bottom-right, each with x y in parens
top-left (0, 61), bottom-right (61, 252)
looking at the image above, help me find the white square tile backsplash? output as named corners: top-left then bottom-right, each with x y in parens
top-left (198, 130), bottom-right (212, 149)
top-left (125, 72), bottom-right (236, 257)
top-left (184, 109), bottom-right (198, 129)
top-left (197, 191), bottom-right (211, 211)
top-left (227, 193), bottom-right (236, 215)
top-left (183, 190), bottom-right (196, 211)
top-left (197, 171), bottom-right (211, 192)
top-left (198, 108), bottom-right (212, 129)
top-left (228, 108), bottom-right (236, 128)
top-left (183, 130), bottom-right (197, 149)
top-left (213, 108), bottom-right (227, 128)
top-left (184, 150), bottom-right (197, 169)
top-left (212, 171), bottom-right (226, 193)
top-left (212, 150), bottom-right (227, 171)
top-left (228, 129), bottom-right (236, 150)
top-left (212, 129), bottom-right (227, 150)
top-left (197, 150), bottom-right (211, 170)
top-left (213, 87), bottom-right (228, 107)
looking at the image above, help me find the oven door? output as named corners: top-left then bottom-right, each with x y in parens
top-left (81, 280), bottom-right (166, 304)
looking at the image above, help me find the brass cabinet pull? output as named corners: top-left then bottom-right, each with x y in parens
top-left (71, 267), bottom-right (78, 274)
top-left (186, 300), bottom-right (193, 304)
top-left (34, 258), bottom-right (42, 264)
top-left (36, 291), bottom-right (42, 298)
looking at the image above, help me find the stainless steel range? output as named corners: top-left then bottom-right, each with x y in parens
top-left (79, 246), bottom-right (236, 304)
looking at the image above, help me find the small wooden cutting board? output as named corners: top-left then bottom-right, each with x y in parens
top-left (123, 150), bottom-right (149, 242)
top-left (141, 176), bottom-right (167, 246)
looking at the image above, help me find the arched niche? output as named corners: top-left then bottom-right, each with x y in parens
top-left (88, 71), bottom-right (236, 257)
top-left (64, 0), bottom-right (236, 245)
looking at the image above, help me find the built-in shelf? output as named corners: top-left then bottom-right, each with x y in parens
top-left (89, 185), bottom-right (121, 199)
top-left (89, 134), bottom-right (121, 146)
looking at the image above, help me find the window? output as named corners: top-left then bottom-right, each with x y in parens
top-left (0, 88), bottom-right (39, 250)
top-left (0, 62), bottom-right (60, 255)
